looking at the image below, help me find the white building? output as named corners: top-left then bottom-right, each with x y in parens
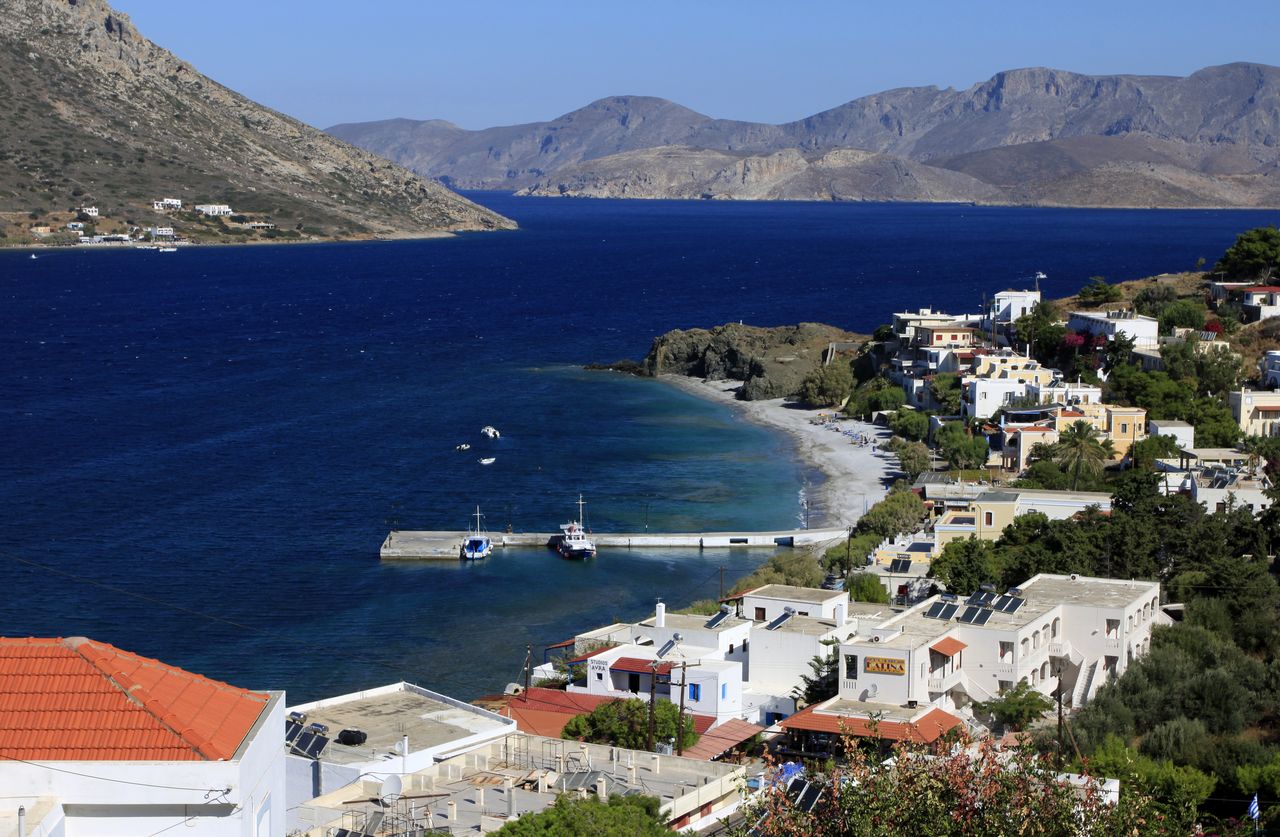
top-left (153, 197), bottom-right (183, 211)
top-left (0, 636), bottom-right (285, 837)
top-left (195, 204), bottom-right (234, 216)
top-left (1066, 310), bottom-right (1160, 349)
top-left (780, 575), bottom-right (1166, 751)
top-left (1147, 418), bottom-right (1195, 449)
top-left (1229, 389), bottom-right (1280, 437)
top-left (78, 206), bottom-right (98, 217)
top-left (65, 221), bottom-right (83, 231)
top-left (986, 289), bottom-right (1042, 345)
top-left (1239, 286), bottom-right (1280, 323)
top-left (1263, 351), bottom-right (1280, 390)
top-left (282, 681), bottom-right (514, 833)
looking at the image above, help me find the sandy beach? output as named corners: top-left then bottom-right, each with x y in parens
top-left (661, 376), bottom-right (900, 528)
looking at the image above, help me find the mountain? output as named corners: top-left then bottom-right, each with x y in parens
top-left (329, 64), bottom-right (1280, 207)
top-left (0, 0), bottom-right (512, 244)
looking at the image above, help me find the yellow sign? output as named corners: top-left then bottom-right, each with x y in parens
top-left (864, 656), bottom-right (905, 676)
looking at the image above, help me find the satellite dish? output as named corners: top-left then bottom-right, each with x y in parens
top-left (379, 774), bottom-right (403, 806)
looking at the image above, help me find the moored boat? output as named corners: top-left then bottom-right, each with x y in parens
top-left (556, 494), bottom-right (596, 559)
top-left (460, 506), bottom-right (493, 560)
top-left (481, 425), bottom-right (500, 439)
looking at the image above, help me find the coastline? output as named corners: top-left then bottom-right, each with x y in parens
top-left (659, 375), bottom-right (898, 529)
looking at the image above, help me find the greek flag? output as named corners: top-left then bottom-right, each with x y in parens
top-left (1249, 793), bottom-right (1260, 821)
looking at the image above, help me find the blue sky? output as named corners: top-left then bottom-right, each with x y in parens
top-left (113, 1), bottom-right (1280, 130)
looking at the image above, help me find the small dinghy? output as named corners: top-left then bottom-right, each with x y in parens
top-left (478, 457), bottom-right (496, 465)
top-left (455, 443), bottom-right (471, 451)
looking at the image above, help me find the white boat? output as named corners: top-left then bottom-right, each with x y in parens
top-left (136, 244), bottom-right (159, 251)
top-left (29, 254), bottom-right (37, 260)
top-left (158, 247), bottom-right (178, 253)
top-left (460, 506), bottom-right (493, 560)
top-left (478, 457), bottom-right (496, 465)
top-left (481, 425), bottom-right (500, 439)
top-left (455, 443), bottom-right (471, 451)
top-left (557, 495), bottom-right (596, 560)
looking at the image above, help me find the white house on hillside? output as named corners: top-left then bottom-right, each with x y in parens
top-left (1067, 310), bottom-right (1159, 349)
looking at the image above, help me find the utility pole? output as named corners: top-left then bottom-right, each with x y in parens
top-left (523, 644), bottom-right (532, 701)
top-left (718, 566), bottom-right (726, 601)
top-left (1055, 658), bottom-right (1064, 767)
top-left (646, 661), bottom-right (659, 752)
top-left (677, 662), bottom-right (688, 757)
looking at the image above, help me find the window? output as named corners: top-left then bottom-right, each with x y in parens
top-left (798, 611), bottom-right (809, 617)
top-left (844, 654), bottom-right (859, 679)
top-left (754, 607), bottom-right (766, 621)
top-left (1120, 422), bottom-right (1129, 434)
top-left (1105, 618), bottom-right (1120, 638)
top-left (999, 641), bottom-right (1013, 663)
top-left (688, 683), bottom-right (701, 702)
top-left (728, 643), bottom-right (735, 654)
top-left (984, 511), bottom-right (994, 527)
top-left (1033, 630), bottom-right (1041, 649)
top-left (1041, 662), bottom-right (1049, 679)
top-left (628, 673), bottom-right (640, 692)
top-left (721, 683), bottom-right (727, 700)
top-left (596, 672), bottom-right (603, 681)
top-left (998, 680), bottom-right (1013, 695)
top-left (1020, 638), bottom-right (1029, 656)
top-left (1051, 617), bottom-right (1060, 638)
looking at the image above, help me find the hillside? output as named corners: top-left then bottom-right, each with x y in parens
top-left (330, 64), bottom-right (1280, 207)
top-left (0, 0), bottom-right (513, 245)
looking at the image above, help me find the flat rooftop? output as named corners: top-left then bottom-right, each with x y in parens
top-left (744, 584), bottom-right (843, 604)
top-left (289, 682), bottom-right (510, 766)
top-left (639, 612), bottom-right (750, 632)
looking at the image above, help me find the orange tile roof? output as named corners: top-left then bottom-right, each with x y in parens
top-left (780, 703), bottom-right (961, 744)
top-left (611, 657), bottom-right (674, 676)
top-left (492, 687), bottom-right (715, 738)
top-left (930, 637), bottom-right (967, 657)
top-left (0, 637), bottom-right (272, 762)
top-left (564, 646), bottom-right (612, 664)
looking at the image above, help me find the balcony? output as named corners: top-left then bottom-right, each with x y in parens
top-left (840, 678), bottom-right (859, 696)
top-left (1104, 638), bottom-right (1122, 651)
top-left (927, 669), bottom-right (963, 693)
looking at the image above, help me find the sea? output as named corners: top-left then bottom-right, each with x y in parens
top-left (2, 195), bottom-right (1275, 703)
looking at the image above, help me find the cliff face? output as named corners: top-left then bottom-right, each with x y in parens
top-left (642, 322), bottom-right (866, 401)
top-left (0, 0), bottom-right (513, 238)
top-left (331, 64), bottom-right (1280, 208)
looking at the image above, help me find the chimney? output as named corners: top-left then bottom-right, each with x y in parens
top-left (475, 787), bottom-right (485, 809)
top-left (507, 788), bottom-right (517, 818)
top-left (596, 776), bottom-right (609, 802)
top-left (655, 600), bottom-right (666, 628)
top-left (627, 764), bottom-right (637, 785)
top-left (834, 601), bottom-right (847, 626)
top-left (447, 801), bottom-right (457, 821)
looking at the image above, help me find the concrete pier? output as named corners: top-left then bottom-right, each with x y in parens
top-left (380, 526), bottom-right (849, 560)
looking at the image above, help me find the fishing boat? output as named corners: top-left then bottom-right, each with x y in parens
top-left (481, 425), bottom-right (500, 439)
top-left (556, 495), bottom-right (596, 560)
top-left (158, 247), bottom-right (178, 253)
top-left (478, 457), bottom-right (496, 465)
top-left (460, 506), bottom-right (493, 560)
top-left (455, 443), bottom-right (471, 451)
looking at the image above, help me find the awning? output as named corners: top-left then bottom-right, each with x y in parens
top-left (930, 637), bottom-right (967, 657)
top-left (545, 638), bottom-right (576, 651)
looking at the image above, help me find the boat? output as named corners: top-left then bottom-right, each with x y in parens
top-left (460, 506), bottom-right (493, 560)
top-left (478, 457), bottom-right (496, 465)
top-left (455, 443), bottom-right (471, 451)
top-left (158, 247), bottom-right (178, 253)
top-left (29, 254), bottom-right (37, 260)
top-left (136, 244), bottom-right (159, 251)
top-left (481, 425), bottom-right (500, 439)
top-left (556, 495), bottom-right (596, 560)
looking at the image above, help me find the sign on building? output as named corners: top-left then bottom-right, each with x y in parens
top-left (864, 656), bottom-right (905, 676)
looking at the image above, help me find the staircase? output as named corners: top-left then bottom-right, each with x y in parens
top-left (1072, 660), bottom-right (1098, 707)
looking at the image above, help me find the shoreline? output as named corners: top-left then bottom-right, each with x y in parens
top-left (659, 375), bottom-right (899, 529)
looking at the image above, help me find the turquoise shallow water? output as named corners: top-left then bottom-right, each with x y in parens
top-left (1, 194), bottom-right (1274, 701)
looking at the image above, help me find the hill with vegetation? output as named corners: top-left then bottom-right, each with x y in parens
top-left (0, 0), bottom-right (513, 246)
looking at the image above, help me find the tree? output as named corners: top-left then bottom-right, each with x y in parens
top-left (936, 421), bottom-right (990, 471)
top-left (793, 638), bottom-right (840, 707)
top-left (730, 550), bottom-right (826, 594)
top-left (887, 408), bottom-right (928, 441)
top-left (855, 487), bottom-right (925, 539)
top-left (1077, 275), bottom-right (1123, 305)
top-left (1157, 299), bottom-right (1206, 334)
top-left (798, 362), bottom-right (854, 408)
top-left (495, 795), bottom-right (668, 836)
top-left (1216, 226), bottom-right (1280, 280)
top-left (846, 571), bottom-right (890, 603)
top-left (1014, 302), bottom-right (1066, 362)
top-left (974, 680), bottom-right (1054, 731)
top-left (1050, 420), bottom-right (1115, 490)
top-left (889, 438), bottom-right (931, 480)
top-left (1130, 434), bottom-right (1182, 470)
top-left (823, 533), bottom-right (880, 575)
top-left (930, 537), bottom-right (1002, 595)
top-left (737, 733), bottom-right (1175, 837)
top-left (1133, 284), bottom-right (1179, 318)
top-left (927, 372), bottom-right (962, 416)
top-left (561, 698), bottom-right (698, 752)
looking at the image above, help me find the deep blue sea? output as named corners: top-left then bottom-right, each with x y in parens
top-left (1, 195), bottom-right (1275, 702)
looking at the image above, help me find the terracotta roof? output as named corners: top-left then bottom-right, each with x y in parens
top-left (545, 638), bottom-right (577, 651)
top-left (492, 687), bottom-right (714, 738)
top-left (780, 703), bottom-right (961, 744)
top-left (930, 637), bottom-right (967, 657)
top-left (0, 637), bottom-right (271, 761)
top-left (611, 657), bottom-right (674, 676)
top-left (1017, 427), bottom-right (1055, 434)
top-left (680, 719), bottom-right (764, 761)
top-left (564, 646), bottom-right (612, 664)
top-left (1244, 286), bottom-right (1280, 293)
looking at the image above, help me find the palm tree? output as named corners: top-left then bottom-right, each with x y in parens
top-left (1051, 420), bottom-right (1115, 490)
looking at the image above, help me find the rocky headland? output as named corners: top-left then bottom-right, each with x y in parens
top-left (631, 322), bottom-right (867, 401)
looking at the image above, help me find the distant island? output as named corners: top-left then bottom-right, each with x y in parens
top-left (329, 64), bottom-right (1280, 209)
top-left (0, 0), bottom-right (514, 248)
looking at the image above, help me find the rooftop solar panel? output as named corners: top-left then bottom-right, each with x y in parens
top-left (973, 608), bottom-right (994, 626)
top-left (284, 719), bottom-right (304, 744)
top-left (939, 603), bottom-right (959, 620)
top-left (704, 609), bottom-right (730, 629)
top-left (924, 601), bottom-right (947, 619)
top-left (958, 605), bottom-right (981, 624)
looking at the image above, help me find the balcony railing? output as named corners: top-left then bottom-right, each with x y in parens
top-left (927, 669), bottom-right (963, 693)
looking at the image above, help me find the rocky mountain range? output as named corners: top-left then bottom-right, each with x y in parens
top-left (330, 64), bottom-right (1280, 208)
top-left (0, 0), bottom-right (512, 243)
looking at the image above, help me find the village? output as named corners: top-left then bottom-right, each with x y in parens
top-left (11, 248), bottom-right (1280, 835)
top-left (12, 196), bottom-right (287, 249)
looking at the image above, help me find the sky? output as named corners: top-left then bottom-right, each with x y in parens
top-left (112, 0), bottom-right (1280, 131)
